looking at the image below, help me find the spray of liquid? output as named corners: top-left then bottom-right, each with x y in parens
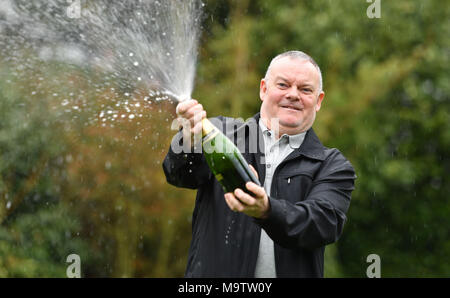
top-left (0, 0), bottom-right (203, 108)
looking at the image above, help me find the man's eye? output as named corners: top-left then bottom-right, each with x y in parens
top-left (277, 83), bottom-right (287, 88)
top-left (302, 88), bottom-right (312, 93)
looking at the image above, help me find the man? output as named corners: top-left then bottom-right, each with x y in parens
top-left (163, 51), bottom-right (356, 277)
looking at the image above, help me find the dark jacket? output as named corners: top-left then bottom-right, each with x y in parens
top-left (162, 113), bottom-right (356, 277)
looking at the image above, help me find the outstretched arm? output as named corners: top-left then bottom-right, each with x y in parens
top-left (162, 99), bottom-right (211, 189)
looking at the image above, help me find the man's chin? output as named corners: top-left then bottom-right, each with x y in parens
top-left (278, 117), bottom-right (312, 133)
top-left (278, 117), bottom-right (303, 128)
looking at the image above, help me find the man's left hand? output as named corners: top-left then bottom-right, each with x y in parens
top-left (224, 182), bottom-right (270, 219)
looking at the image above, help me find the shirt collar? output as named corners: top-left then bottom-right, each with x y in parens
top-left (258, 119), bottom-right (306, 149)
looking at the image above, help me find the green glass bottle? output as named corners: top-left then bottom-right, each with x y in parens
top-left (201, 118), bottom-right (260, 194)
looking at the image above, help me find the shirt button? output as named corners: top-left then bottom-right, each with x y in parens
top-left (267, 164), bottom-right (271, 168)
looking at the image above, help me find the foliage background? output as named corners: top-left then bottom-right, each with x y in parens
top-left (0, 0), bottom-right (448, 277)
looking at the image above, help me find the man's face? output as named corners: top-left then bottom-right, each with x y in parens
top-left (260, 57), bottom-right (325, 136)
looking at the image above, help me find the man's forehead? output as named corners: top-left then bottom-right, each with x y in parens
top-left (269, 57), bottom-right (319, 80)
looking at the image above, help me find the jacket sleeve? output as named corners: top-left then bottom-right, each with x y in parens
top-left (255, 149), bottom-right (356, 250)
top-left (162, 127), bottom-right (212, 189)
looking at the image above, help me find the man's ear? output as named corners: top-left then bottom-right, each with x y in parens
top-left (315, 91), bottom-right (325, 112)
top-left (259, 79), bottom-right (267, 102)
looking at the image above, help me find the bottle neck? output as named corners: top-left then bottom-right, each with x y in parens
top-left (201, 118), bottom-right (216, 137)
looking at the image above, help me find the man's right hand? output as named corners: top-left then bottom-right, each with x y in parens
top-left (175, 99), bottom-right (207, 147)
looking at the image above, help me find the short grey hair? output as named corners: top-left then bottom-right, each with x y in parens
top-left (264, 50), bottom-right (323, 92)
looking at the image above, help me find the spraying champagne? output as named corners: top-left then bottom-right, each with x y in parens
top-left (176, 99), bottom-right (260, 194)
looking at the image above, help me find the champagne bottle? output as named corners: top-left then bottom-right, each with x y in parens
top-left (201, 118), bottom-right (261, 194)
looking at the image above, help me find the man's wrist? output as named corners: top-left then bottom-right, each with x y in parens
top-left (258, 196), bottom-right (271, 219)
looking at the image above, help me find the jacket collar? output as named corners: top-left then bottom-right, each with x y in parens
top-left (250, 112), bottom-right (326, 161)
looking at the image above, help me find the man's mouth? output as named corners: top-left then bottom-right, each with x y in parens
top-left (280, 104), bottom-right (301, 111)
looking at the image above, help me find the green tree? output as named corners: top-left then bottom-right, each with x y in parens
top-left (0, 68), bottom-right (96, 277)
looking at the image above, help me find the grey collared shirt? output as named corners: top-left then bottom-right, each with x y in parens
top-left (254, 119), bottom-right (306, 278)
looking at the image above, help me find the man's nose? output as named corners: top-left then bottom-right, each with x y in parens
top-left (286, 86), bottom-right (300, 100)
